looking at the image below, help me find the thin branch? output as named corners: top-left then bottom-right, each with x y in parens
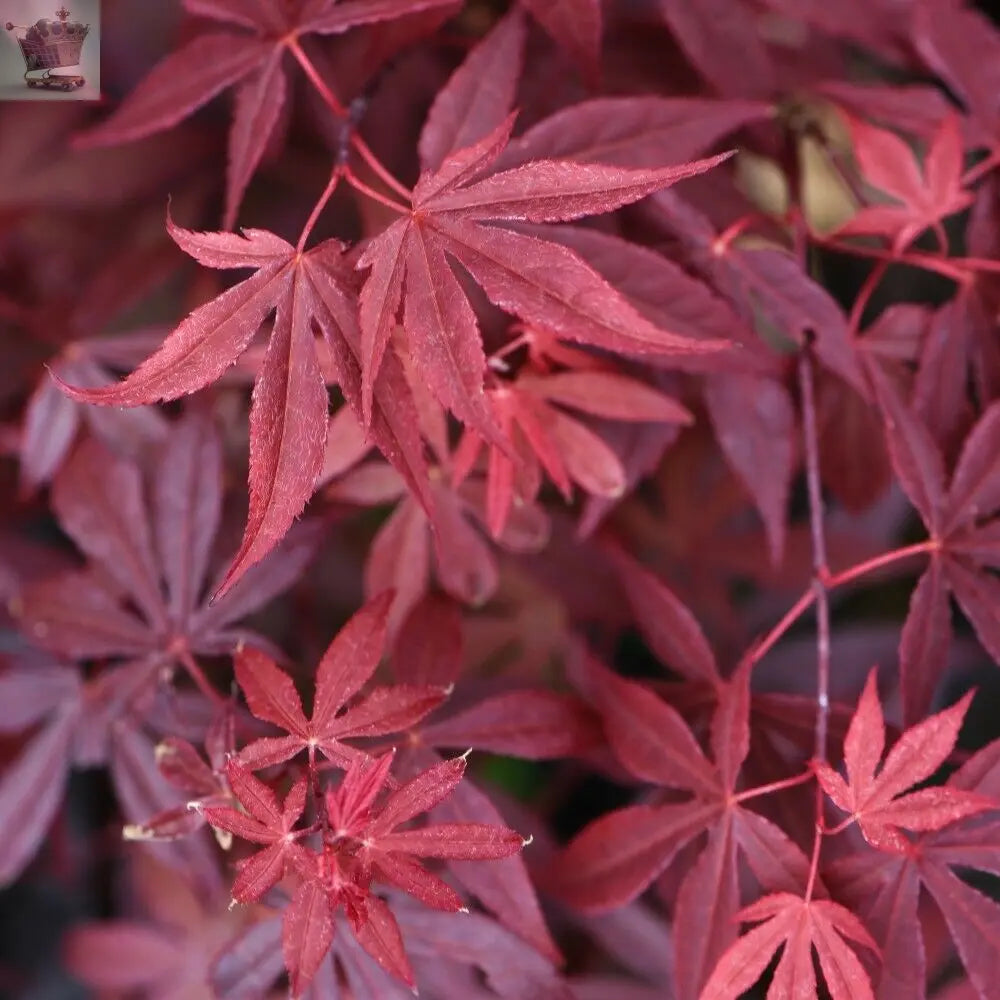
top-left (798, 350), bottom-right (831, 902)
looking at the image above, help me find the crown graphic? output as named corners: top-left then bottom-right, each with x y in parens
top-left (4, 7), bottom-right (91, 89)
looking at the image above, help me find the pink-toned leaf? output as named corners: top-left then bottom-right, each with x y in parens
top-left (711, 661), bottom-right (752, 792)
top-left (944, 401), bottom-right (1000, 533)
top-left (521, 371), bottom-right (693, 424)
top-left (705, 372), bottom-right (795, 564)
top-left (283, 879), bottom-right (334, 997)
top-left (518, 0), bottom-right (601, 77)
top-left (378, 822), bottom-right (523, 860)
top-left (420, 690), bottom-right (601, 759)
top-left (581, 653), bottom-right (718, 793)
top-left (434, 217), bottom-right (732, 359)
top-left (544, 408), bottom-right (626, 498)
top-left (312, 591), bottom-right (394, 732)
top-left (225, 51), bottom-right (288, 229)
top-left (234, 646), bottom-right (307, 737)
top-left (0, 714), bottom-right (74, 884)
top-left (52, 440), bottom-right (165, 630)
top-left (870, 364), bottom-right (945, 531)
top-left (74, 34), bottom-right (267, 148)
top-left (943, 556), bottom-right (1000, 664)
top-left (424, 152), bottom-right (734, 222)
top-left (602, 542), bottom-right (719, 685)
top-left (549, 803), bottom-right (715, 911)
top-left (55, 261), bottom-right (292, 406)
top-left (499, 96), bottom-right (772, 170)
top-left (63, 923), bottom-right (181, 990)
top-left (658, 0), bottom-right (775, 97)
top-left (418, 8), bottom-right (525, 172)
top-left (673, 818), bottom-right (739, 1000)
top-left (153, 414), bottom-right (222, 622)
top-left (402, 225), bottom-right (496, 436)
top-left (218, 279), bottom-right (328, 593)
top-left (370, 756), bottom-right (467, 835)
top-left (350, 894), bottom-right (414, 989)
top-left (898, 559), bottom-right (952, 726)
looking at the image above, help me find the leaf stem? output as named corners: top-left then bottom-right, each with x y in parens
top-left (847, 256), bottom-right (890, 337)
top-left (287, 36), bottom-right (346, 115)
top-left (298, 165), bottom-right (343, 252)
top-left (733, 769), bottom-right (814, 804)
top-left (346, 170), bottom-right (410, 215)
top-left (747, 540), bottom-right (936, 668)
top-left (962, 149), bottom-right (1000, 187)
top-left (827, 539), bottom-right (936, 587)
top-left (812, 234), bottom-right (970, 284)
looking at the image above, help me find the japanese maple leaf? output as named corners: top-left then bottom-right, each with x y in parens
top-left (835, 113), bottom-right (973, 253)
top-left (64, 852), bottom-right (254, 1000)
top-left (357, 114), bottom-right (735, 429)
top-left (872, 371), bottom-right (1000, 721)
top-left (202, 759), bottom-right (310, 903)
top-left (233, 592), bottom-right (447, 770)
top-left (321, 414), bottom-right (549, 628)
top-left (699, 892), bottom-right (880, 1000)
top-left (56, 217), bottom-right (428, 594)
top-left (826, 734), bottom-right (1000, 999)
top-left (814, 670), bottom-right (993, 853)
top-left (14, 418), bottom-right (317, 673)
top-left (553, 651), bottom-right (822, 999)
top-left (124, 707), bottom-right (237, 846)
top-left (327, 752), bottom-right (526, 915)
top-left (0, 655), bottom-right (219, 887)
top-left (75, 0), bottom-right (460, 226)
top-left (452, 364), bottom-right (693, 539)
top-left (278, 752), bottom-right (525, 991)
top-left (210, 898), bottom-right (569, 1000)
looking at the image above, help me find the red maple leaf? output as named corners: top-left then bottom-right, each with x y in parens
top-left (699, 892), bottom-right (880, 1000)
top-left (835, 112), bottom-right (973, 253)
top-left (357, 113), bottom-right (735, 429)
top-left (55, 217), bottom-right (428, 593)
top-left (327, 751), bottom-right (526, 915)
top-left (826, 734), bottom-right (1000, 998)
top-left (453, 358), bottom-right (693, 539)
top-left (814, 669), bottom-right (994, 853)
top-left (872, 371), bottom-right (1000, 722)
top-left (202, 759), bottom-right (310, 903)
top-left (75, 0), bottom-right (461, 226)
top-left (233, 592), bottom-right (447, 770)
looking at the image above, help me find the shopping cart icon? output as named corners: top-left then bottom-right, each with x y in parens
top-left (5, 6), bottom-right (90, 91)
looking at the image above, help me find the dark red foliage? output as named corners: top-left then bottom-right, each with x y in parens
top-left (5, 2), bottom-right (1000, 999)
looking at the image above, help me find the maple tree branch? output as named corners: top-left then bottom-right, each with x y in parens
top-left (798, 352), bottom-right (831, 762)
top-left (288, 38), bottom-right (413, 203)
top-left (346, 170), bottom-right (410, 215)
top-left (800, 350), bottom-right (832, 904)
top-left (298, 165), bottom-right (344, 252)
